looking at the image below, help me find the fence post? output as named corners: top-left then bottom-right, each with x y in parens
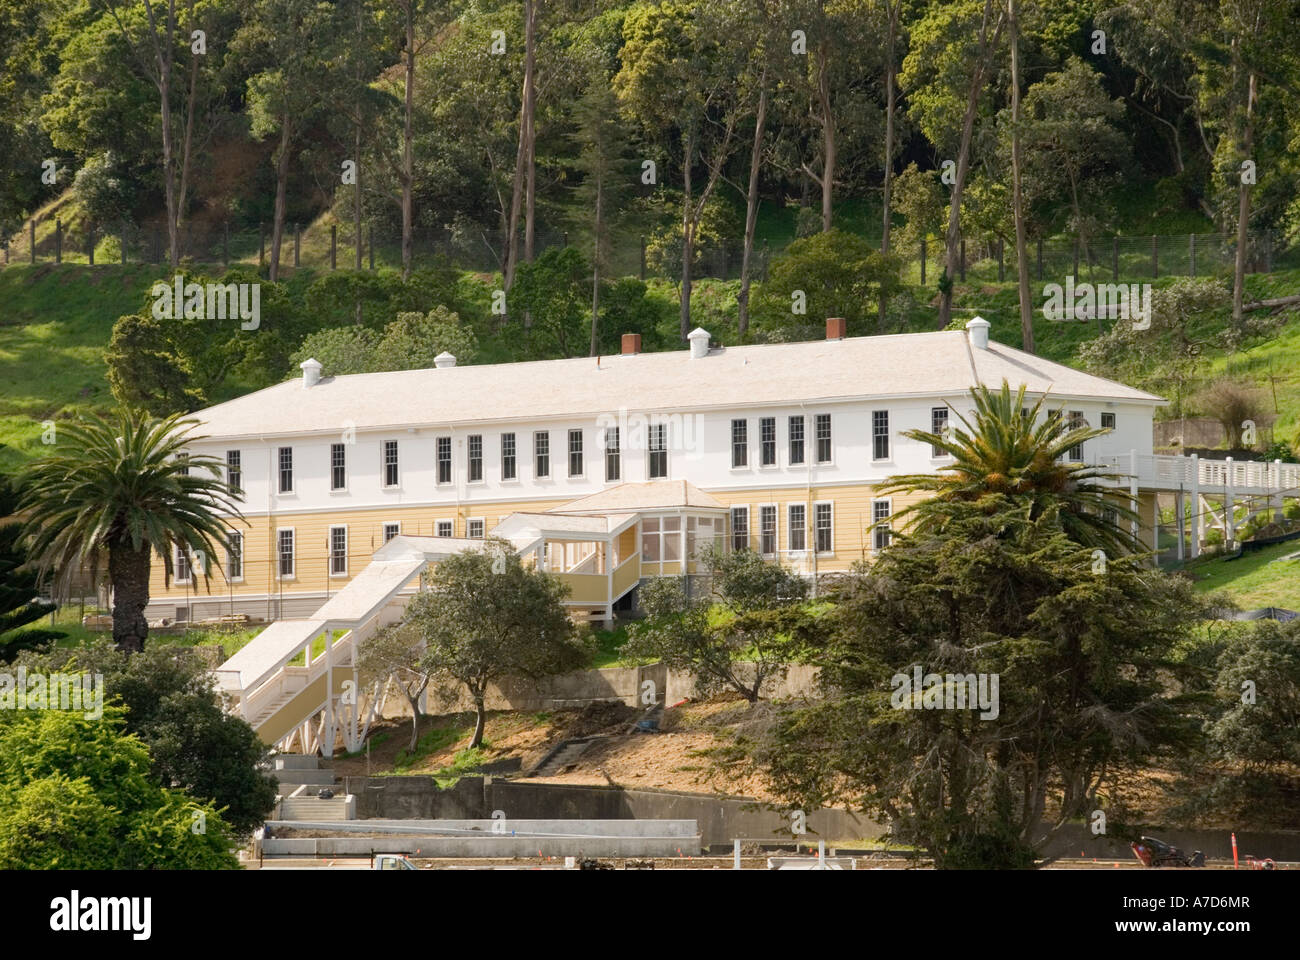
top-left (959, 237), bottom-right (965, 282)
top-left (293, 223), bottom-right (300, 268)
top-left (88, 223), bottom-right (95, 265)
top-left (997, 237), bottom-right (1004, 282)
top-left (1151, 235), bottom-right (1158, 278)
top-left (223, 222), bottom-right (229, 267)
top-left (121, 222), bottom-right (127, 265)
top-left (920, 237), bottom-right (926, 285)
top-left (1036, 237), bottom-right (1043, 281)
top-left (330, 225), bottom-right (337, 270)
top-left (29, 220), bottom-right (35, 263)
top-left (259, 222), bottom-right (265, 268)
top-left (1112, 236), bottom-right (1118, 281)
top-left (368, 225), bottom-right (374, 270)
top-left (1072, 237), bottom-right (1079, 279)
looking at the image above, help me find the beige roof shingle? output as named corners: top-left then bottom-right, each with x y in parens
top-left (189, 332), bottom-right (1164, 439)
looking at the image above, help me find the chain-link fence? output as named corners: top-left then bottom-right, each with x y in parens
top-left (0, 215), bottom-right (1280, 285)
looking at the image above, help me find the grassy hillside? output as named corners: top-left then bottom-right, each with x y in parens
top-left (1186, 539), bottom-right (1300, 611)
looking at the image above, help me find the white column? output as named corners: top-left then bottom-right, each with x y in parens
top-left (1225, 457), bottom-right (1235, 547)
top-left (1129, 449), bottom-right (1140, 545)
top-left (1190, 454), bottom-right (1201, 558)
top-left (1274, 459), bottom-right (1285, 521)
top-left (1175, 490), bottom-right (1186, 562)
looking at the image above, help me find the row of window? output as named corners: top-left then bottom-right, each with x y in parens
top-left (172, 519), bottom-right (488, 584)
top-left (728, 500), bottom-right (892, 556)
top-left (222, 410), bottom-right (1117, 495)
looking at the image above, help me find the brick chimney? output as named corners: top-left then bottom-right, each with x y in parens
top-left (621, 333), bottom-right (642, 355)
top-left (826, 317), bottom-right (847, 340)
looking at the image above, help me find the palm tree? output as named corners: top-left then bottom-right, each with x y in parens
top-left (18, 409), bottom-right (242, 653)
top-left (877, 380), bottom-right (1140, 556)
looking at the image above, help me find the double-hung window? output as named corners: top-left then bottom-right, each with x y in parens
top-left (436, 437), bottom-right (452, 484)
top-left (759, 505), bottom-right (777, 555)
top-left (788, 504), bottom-right (806, 552)
top-left (730, 506), bottom-right (749, 551)
top-left (872, 500), bottom-right (892, 551)
top-left (872, 411), bottom-right (889, 461)
top-left (605, 427), bottom-right (621, 482)
top-left (814, 503), bottom-right (833, 553)
top-left (731, 419), bottom-right (748, 468)
top-left (331, 443), bottom-right (346, 490)
top-left (760, 417), bottom-right (776, 466)
top-left (226, 450), bottom-right (242, 495)
top-left (568, 429), bottom-right (583, 477)
top-left (648, 424), bottom-right (668, 479)
top-left (329, 526), bottom-right (348, 576)
top-left (467, 435), bottom-right (483, 482)
top-left (226, 531), bottom-right (243, 580)
top-left (277, 529), bottom-right (295, 578)
top-left (535, 432), bottom-right (550, 478)
top-left (382, 522), bottom-right (400, 543)
top-left (931, 408), bottom-right (949, 457)
top-left (383, 440), bottom-right (399, 487)
top-left (1068, 411), bottom-right (1085, 460)
top-left (278, 447), bottom-right (293, 493)
top-left (788, 416), bottom-right (805, 465)
top-left (502, 433), bottom-right (517, 481)
top-left (815, 414), bottom-right (832, 463)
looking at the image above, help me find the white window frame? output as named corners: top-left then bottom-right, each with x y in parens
top-left (759, 417), bottom-right (777, 468)
top-left (787, 503), bottom-right (807, 554)
top-left (436, 436), bottom-right (453, 485)
top-left (814, 413), bottom-right (833, 465)
top-left (467, 518), bottom-right (485, 539)
top-left (758, 503), bottom-right (778, 556)
top-left (871, 498), bottom-right (893, 552)
top-left (871, 411), bottom-right (890, 462)
top-left (173, 542), bottom-right (193, 584)
top-left (226, 449), bottom-right (242, 496)
top-left (382, 439), bottom-right (400, 489)
top-left (329, 525), bottom-right (348, 577)
top-left (277, 446), bottom-right (294, 494)
top-left (788, 415), bottom-right (805, 466)
top-left (382, 521), bottom-right (401, 544)
top-left (328, 442), bottom-right (347, 493)
top-left (730, 505), bottom-right (750, 552)
top-left (930, 407), bottom-right (951, 459)
top-left (647, 421), bottom-right (668, 480)
top-left (467, 434), bottom-right (484, 484)
top-left (730, 419), bottom-right (749, 470)
top-left (605, 425), bottom-right (621, 483)
top-left (568, 429), bottom-right (584, 478)
top-left (435, 519), bottom-right (454, 538)
top-left (1100, 411), bottom-right (1116, 432)
top-left (813, 501), bottom-right (834, 555)
top-left (226, 530), bottom-right (244, 583)
top-left (501, 432), bottom-right (519, 482)
top-left (276, 527), bottom-right (296, 580)
top-left (534, 431), bottom-right (551, 479)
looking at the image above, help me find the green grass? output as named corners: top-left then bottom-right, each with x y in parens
top-left (390, 721), bottom-right (472, 773)
top-left (1185, 539), bottom-right (1300, 611)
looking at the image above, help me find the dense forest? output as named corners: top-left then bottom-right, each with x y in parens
top-left (0, 0), bottom-right (1297, 415)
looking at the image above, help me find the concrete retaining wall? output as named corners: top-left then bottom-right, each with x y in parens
top-left (263, 834), bottom-right (697, 858)
top-left (340, 775), bottom-right (876, 847)
top-left (1041, 823), bottom-right (1300, 862)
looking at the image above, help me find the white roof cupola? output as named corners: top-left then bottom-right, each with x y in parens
top-left (966, 316), bottom-right (990, 350)
top-left (300, 357), bottom-right (322, 388)
top-left (687, 327), bottom-right (711, 359)
top-left (434, 351), bottom-right (457, 369)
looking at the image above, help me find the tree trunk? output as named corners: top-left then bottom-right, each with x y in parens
top-left (158, 22), bottom-right (178, 266)
top-left (503, 72), bottom-right (529, 300)
top-left (1232, 70), bottom-right (1256, 328)
top-left (523, 0), bottom-right (536, 269)
top-left (405, 695), bottom-right (421, 753)
top-left (401, 0), bottom-right (414, 280)
top-left (1009, 0), bottom-right (1034, 353)
top-left (817, 40), bottom-right (834, 233)
top-left (938, 1), bottom-right (1001, 328)
top-left (175, 1), bottom-right (201, 238)
top-left (355, 1), bottom-right (364, 273)
top-left (590, 171), bottom-right (602, 357)
top-left (738, 68), bottom-right (768, 339)
top-left (469, 694), bottom-right (487, 749)
top-left (679, 130), bottom-right (694, 341)
top-left (109, 541), bottom-right (152, 654)
top-left (269, 120), bottom-right (291, 282)
top-left (878, 4), bottom-right (897, 329)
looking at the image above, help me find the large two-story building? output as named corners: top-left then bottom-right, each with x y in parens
top-left (148, 316), bottom-right (1169, 626)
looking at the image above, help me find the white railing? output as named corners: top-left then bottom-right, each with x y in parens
top-left (1095, 453), bottom-right (1300, 493)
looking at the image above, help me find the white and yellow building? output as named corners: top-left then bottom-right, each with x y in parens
top-left (149, 316), bottom-right (1190, 625)
top-left (152, 316), bottom-right (1300, 752)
